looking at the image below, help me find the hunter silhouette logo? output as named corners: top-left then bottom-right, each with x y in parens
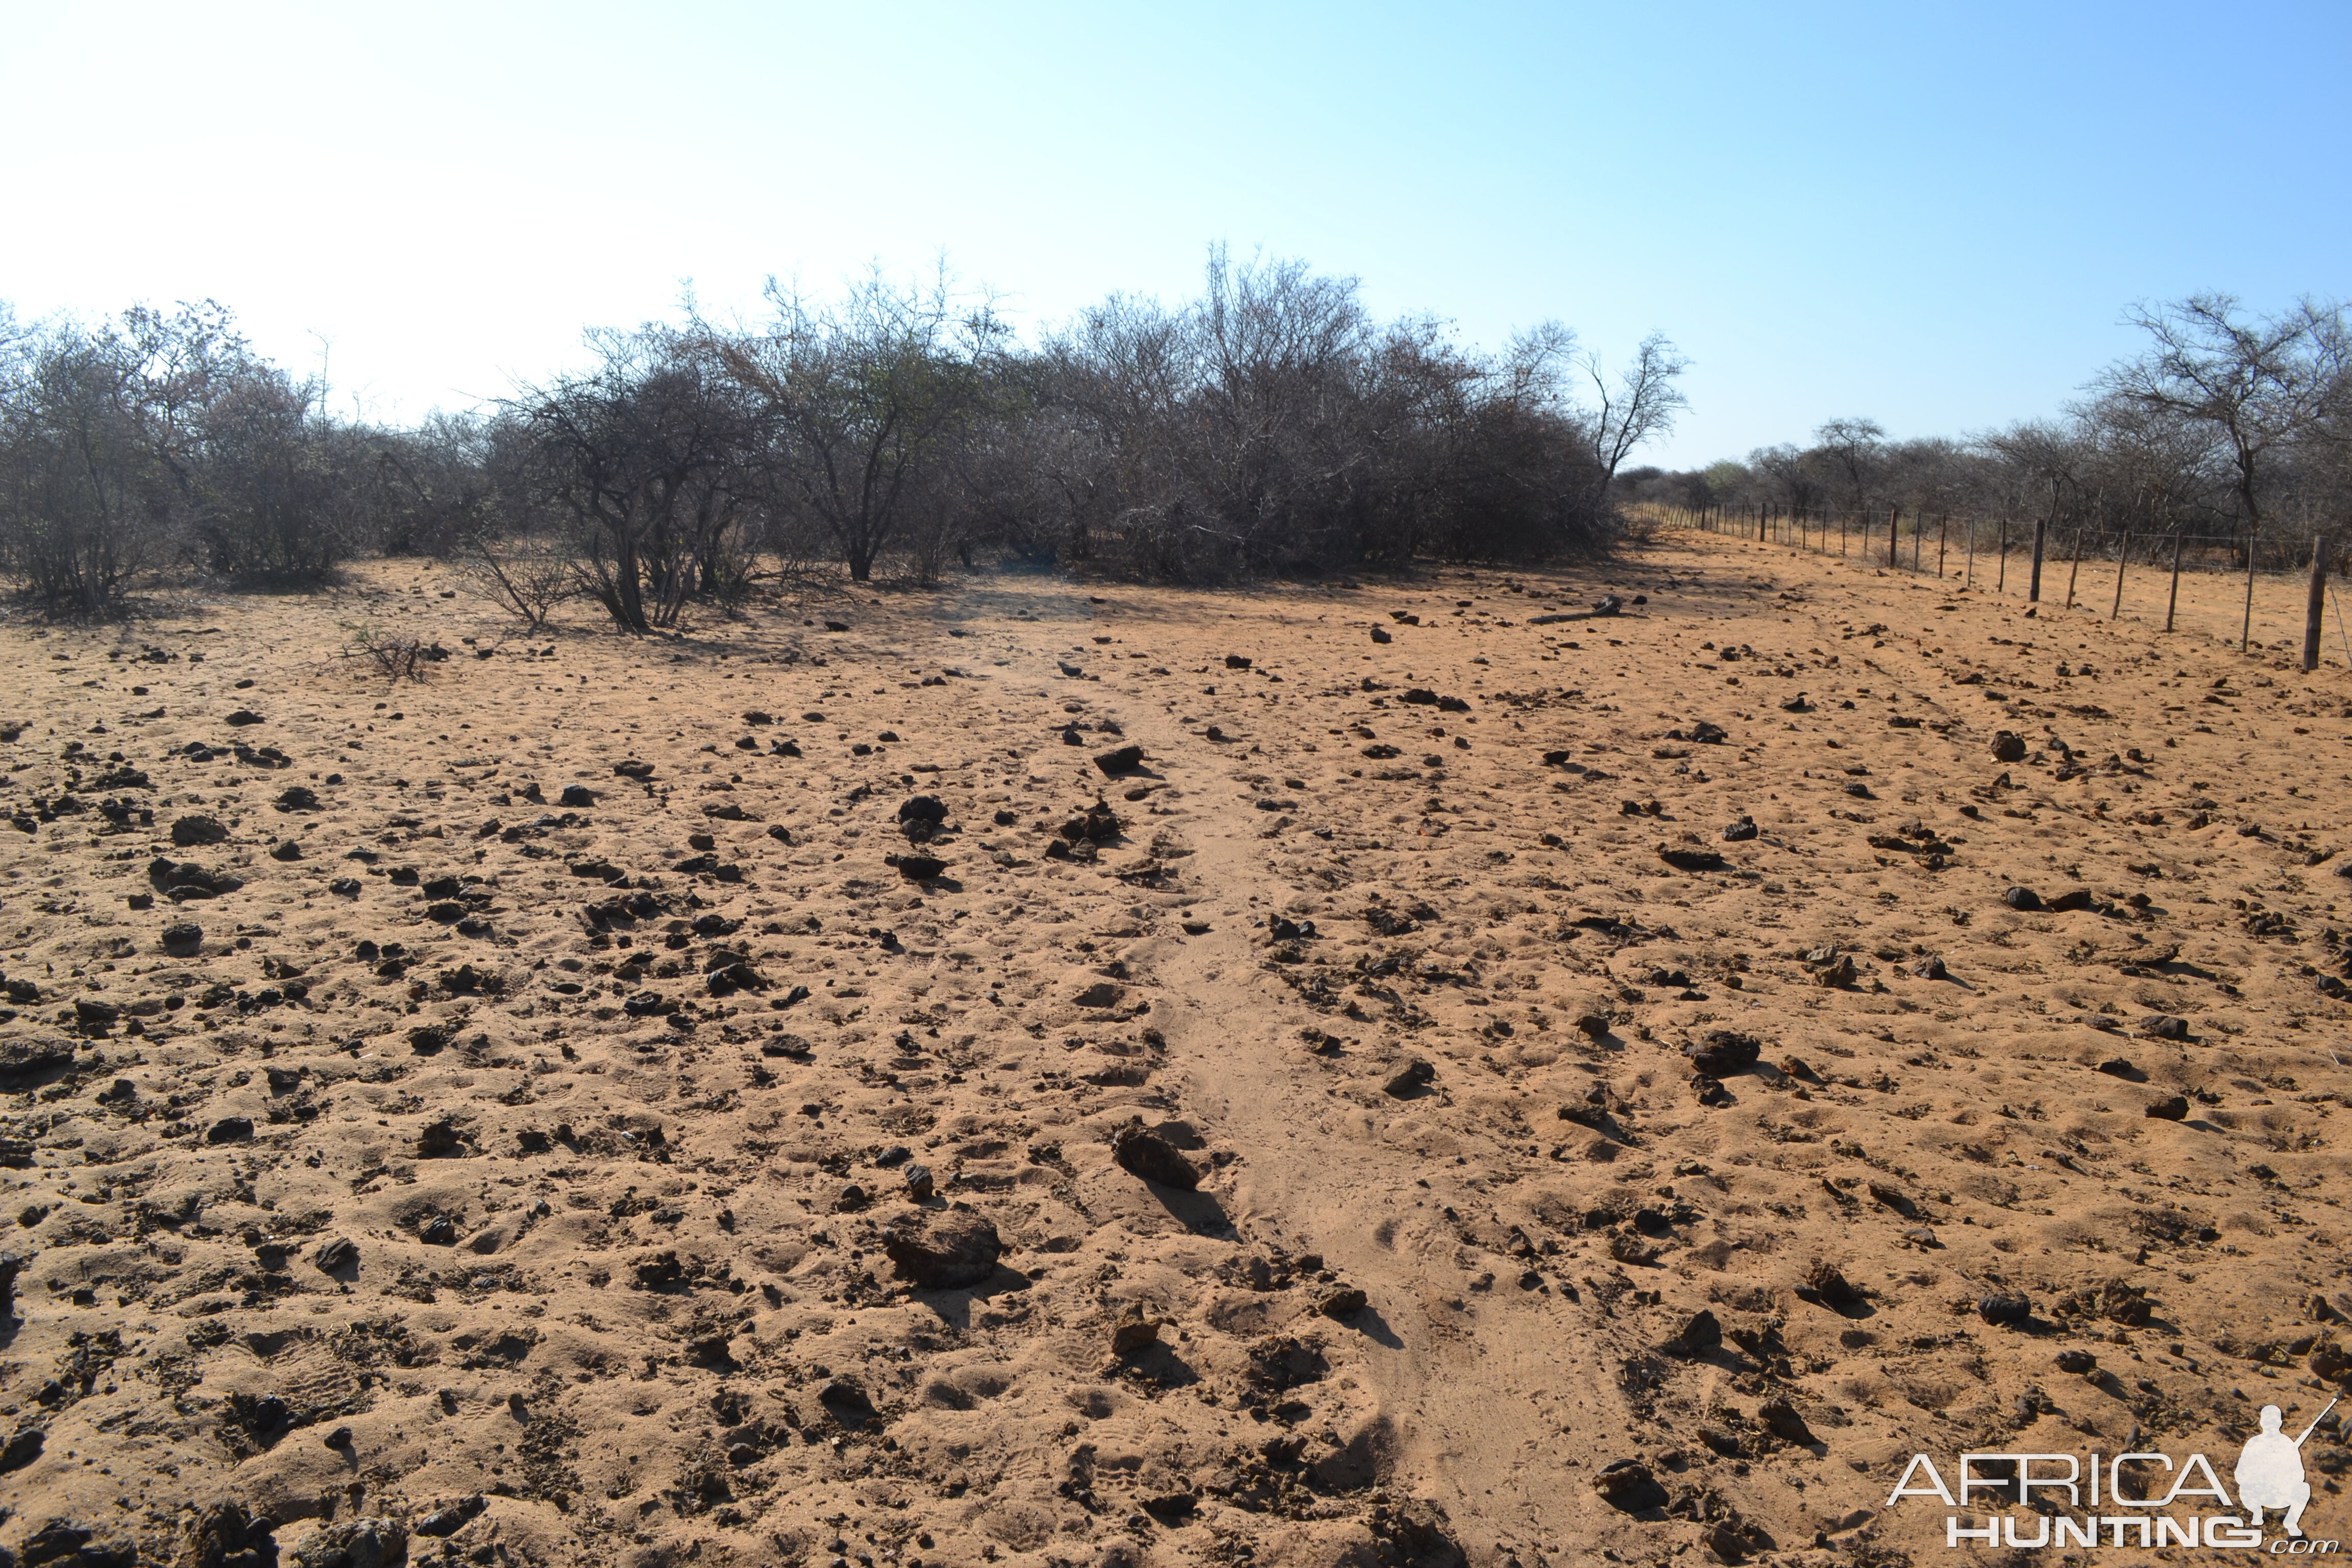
top-left (2239, 1400), bottom-right (2334, 1539)
top-left (1885, 1395), bottom-right (2341, 1551)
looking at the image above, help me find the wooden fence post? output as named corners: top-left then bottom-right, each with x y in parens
top-left (1996, 519), bottom-right (2008, 593)
top-left (2305, 534), bottom-right (2327, 673)
top-left (1889, 506), bottom-right (1902, 569)
top-left (2166, 531), bottom-right (2183, 632)
top-left (2028, 518), bottom-right (2047, 602)
top-left (2065, 527), bottom-right (2085, 608)
top-left (2241, 523), bottom-right (2259, 653)
top-left (1938, 514), bottom-right (1948, 578)
top-left (2110, 532), bottom-right (2129, 620)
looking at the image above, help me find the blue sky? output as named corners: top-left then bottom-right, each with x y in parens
top-left (4, 1), bottom-right (2345, 467)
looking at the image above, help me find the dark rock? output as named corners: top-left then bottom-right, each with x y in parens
top-left (0, 1426), bottom-right (41, 1473)
top-left (1722, 816), bottom-right (1758, 841)
top-left (817, 1377), bottom-right (874, 1420)
top-left (2046, 888), bottom-right (2096, 912)
top-left (1590, 1457), bottom-right (1666, 1511)
top-left (1685, 1030), bottom-right (1760, 1076)
top-left (418, 1215), bottom-right (457, 1246)
top-left (205, 1116), bottom-right (254, 1144)
top-left (2002, 886), bottom-right (2044, 911)
top-left (902, 1163), bottom-right (935, 1202)
top-left (2143, 1014), bottom-right (2190, 1041)
top-left (2095, 1057), bottom-right (2139, 1079)
top-left (1655, 842), bottom-right (1725, 872)
top-left (1668, 1308), bottom-right (1722, 1354)
top-left (1383, 1056), bottom-right (1436, 1097)
top-left (1111, 1119), bottom-right (1201, 1188)
top-left (170, 814), bottom-right (229, 846)
top-left (1756, 1397), bottom-right (1812, 1444)
top-left (225, 708), bottom-right (264, 726)
top-left (1318, 1286), bottom-right (1368, 1318)
top-left (1111, 1304), bottom-right (1162, 1356)
top-left (72, 998), bottom-right (118, 1027)
top-left (314, 1237), bottom-right (358, 1273)
top-left (412, 1496), bottom-right (486, 1538)
top-left (882, 1208), bottom-right (1002, 1288)
top-left (1977, 1291), bottom-right (2033, 1326)
top-left (180, 1500), bottom-right (278, 1568)
top-left (1093, 744), bottom-right (1145, 776)
top-left (1991, 731), bottom-right (2028, 763)
top-left (1591, 595), bottom-right (1624, 618)
top-left (290, 1518), bottom-right (406, 1568)
top-left (275, 786), bottom-right (320, 812)
top-left (416, 1120), bottom-right (464, 1158)
top-left (614, 760), bottom-right (655, 779)
top-left (270, 839), bottom-right (303, 861)
top-left (2054, 1348), bottom-right (2098, 1375)
top-left (1802, 1261), bottom-right (1862, 1308)
top-left (557, 785), bottom-right (596, 807)
top-left (889, 853), bottom-right (947, 881)
top-left (1690, 1073), bottom-right (1731, 1106)
top-left (2145, 1094), bottom-right (2190, 1121)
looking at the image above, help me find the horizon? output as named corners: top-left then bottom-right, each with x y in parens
top-left (5, 1), bottom-right (2347, 468)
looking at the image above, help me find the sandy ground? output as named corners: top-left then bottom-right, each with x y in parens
top-left (0, 531), bottom-right (2348, 1568)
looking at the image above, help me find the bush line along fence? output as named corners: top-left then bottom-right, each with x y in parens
top-left (1651, 502), bottom-right (2352, 674)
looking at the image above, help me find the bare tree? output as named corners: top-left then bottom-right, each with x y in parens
top-left (709, 266), bottom-right (1007, 582)
top-left (2097, 294), bottom-right (2345, 553)
top-left (1584, 331), bottom-right (1690, 507)
top-left (1811, 416), bottom-right (1886, 516)
top-left (516, 328), bottom-right (755, 633)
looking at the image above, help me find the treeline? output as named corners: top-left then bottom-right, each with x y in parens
top-left (1626, 295), bottom-right (2350, 564)
top-left (0, 252), bottom-right (1690, 626)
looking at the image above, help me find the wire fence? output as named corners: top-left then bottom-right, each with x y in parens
top-left (1643, 501), bottom-right (2352, 670)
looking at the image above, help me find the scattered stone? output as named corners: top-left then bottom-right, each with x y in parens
top-left (1755, 1398), bottom-right (1813, 1444)
top-left (314, 1237), bottom-right (359, 1273)
top-left (1684, 1030), bottom-right (1761, 1076)
top-left (1094, 744), bottom-right (1145, 776)
top-left (1802, 1261), bottom-right (1863, 1308)
top-left (1991, 731), bottom-right (2027, 763)
top-left (1111, 1118), bottom-right (1202, 1188)
top-left (1383, 1056), bottom-right (1436, 1097)
top-left (882, 1208), bottom-right (1003, 1288)
top-left (902, 1163), bottom-right (935, 1202)
top-left (1667, 1308), bottom-right (1722, 1354)
top-left (1590, 1457), bottom-right (1665, 1511)
top-left (413, 1496), bottom-right (486, 1538)
top-left (1317, 1286), bottom-right (1368, 1318)
top-left (205, 1116), bottom-right (254, 1144)
top-left (2145, 1094), bottom-right (2190, 1121)
top-left (2002, 885), bottom-right (2043, 911)
top-left (2143, 1014), bottom-right (2190, 1041)
top-left (1977, 1291), bottom-right (2033, 1327)
top-left (1655, 841), bottom-right (1725, 872)
top-left (0, 1426), bottom-right (42, 1473)
top-left (1722, 816), bottom-right (1758, 841)
top-left (1111, 1304), bottom-right (1162, 1356)
top-left (169, 814), bottom-right (229, 846)
top-left (2054, 1349), bottom-right (2098, 1375)
top-left (269, 839), bottom-right (303, 861)
top-left (889, 853), bottom-right (947, 881)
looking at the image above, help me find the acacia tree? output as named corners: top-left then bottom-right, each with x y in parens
top-left (1583, 330), bottom-right (1690, 511)
top-left (517, 329), bottom-right (755, 633)
top-left (2097, 294), bottom-right (2345, 554)
top-left (710, 268), bottom-right (1008, 582)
